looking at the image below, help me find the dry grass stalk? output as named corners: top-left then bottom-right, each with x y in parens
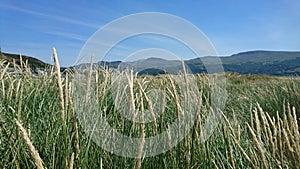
top-left (263, 112), bottom-right (276, 159)
top-left (85, 55), bottom-right (94, 103)
top-left (250, 105), bottom-right (254, 129)
top-left (100, 158), bottom-right (103, 169)
top-left (13, 58), bottom-right (16, 70)
top-left (221, 112), bottom-right (255, 168)
top-left (15, 79), bottom-right (22, 101)
top-left (95, 70), bottom-right (99, 102)
top-left (25, 59), bottom-right (31, 75)
top-left (68, 89), bottom-right (80, 157)
top-left (181, 60), bottom-right (188, 87)
top-left (136, 80), bottom-right (157, 134)
top-left (0, 63), bottom-right (9, 81)
top-left (281, 105), bottom-right (300, 165)
top-left (167, 74), bottom-right (183, 117)
top-left (52, 48), bottom-right (65, 125)
top-left (166, 124), bottom-right (173, 153)
top-left (237, 124), bottom-right (241, 143)
top-left (64, 72), bottom-right (69, 112)
top-left (134, 90), bottom-right (145, 169)
top-left (257, 105), bottom-right (268, 139)
top-left (282, 128), bottom-right (293, 152)
top-left (99, 69), bottom-right (109, 95)
top-left (247, 123), bottom-right (268, 169)
top-left (1, 79), bottom-right (5, 98)
top-left (69, 153), bottom-right (74, 169)
top-left (277, 117), bottom-right (284, 167)
top-left (291, 107), bottom-right (300, 160)
top-left (291, 107), bottom-right (299, 137)
top-left (254, 107), bottom-right (262, 143)
top-left (126, 70), bottom-right (135, 114)
top-left (19, 54), bottom-right (23, 67)
top-left (193, 87), bottom-right (203, 139)
top-left (15, 119), bottom-right (44, 169)
top-left (283, 105), bottom-right (288, 130)
top-left (160, 84), bottom-right (166, 126)
top-left (8, 79), bottom-right (17, 100)
top-left (53, 48), bottom-right (68, 168)
top-left (17, 83), bottom-right (23, 120)
top-left (212, 158), bottom-right (219, 169)
top-left (224, 129), bottom-right (235, 169)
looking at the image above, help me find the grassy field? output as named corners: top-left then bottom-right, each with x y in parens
top-left (0, 52), bottom-right (300, 168)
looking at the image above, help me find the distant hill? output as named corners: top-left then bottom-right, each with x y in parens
top-left (1, 50), bottom-right (300, 76)
top-left (186, 50), bottom-right (300, 75)
top-left (0, 52), bottom-right (49, 68)
top-left (222, 51), bottom-right (300, 75)
top-left (96, 50), bottom-right (300, 76)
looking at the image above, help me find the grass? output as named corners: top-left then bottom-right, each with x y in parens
top-left (0, 50), bottom-right (299, 168)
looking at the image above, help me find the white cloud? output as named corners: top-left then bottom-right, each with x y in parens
top-left (46, 30), bottom-right (87, 41)
top-left (0, 3), bottom-right (100, 28)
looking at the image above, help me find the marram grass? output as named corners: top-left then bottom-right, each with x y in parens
top-left (0, 51), bottom-right (299, 168)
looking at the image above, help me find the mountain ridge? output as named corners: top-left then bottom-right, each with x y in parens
top-left (0, 52), bottom-right (50, 68)
top-left (1, 50), bottom-right (300, 75)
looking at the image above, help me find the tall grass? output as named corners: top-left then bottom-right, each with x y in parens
top-left (0, 53), bottom-right (299, 168)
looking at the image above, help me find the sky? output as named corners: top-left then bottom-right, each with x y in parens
top-left (0, 0), bottom-right (299, 66)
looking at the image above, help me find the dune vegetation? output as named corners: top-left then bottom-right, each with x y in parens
top-left (0, 49), bottom-right (299, 169)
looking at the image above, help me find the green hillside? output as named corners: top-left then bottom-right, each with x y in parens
top-left (0, 52), bottom-right (49, 68)
top-left (221, 51), bottom-right (300, 75)
top-left (186, 50), bottom-right (300, 75)
top-left (2, 50), bottom-right (300, 75)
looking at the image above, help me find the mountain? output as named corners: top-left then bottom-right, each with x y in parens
top-left (1, 50), bottom-right (300, 76)
top-left (221, 51), bottom-right (300, 75)
top-left (0, 52), bottom-right (49, 68)
top-left (118, 57), bottom-right (182, 73)
top-left (100, 50), bottom-right (300, 76)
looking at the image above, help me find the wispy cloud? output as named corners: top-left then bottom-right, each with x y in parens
top-left (46, 30), bottom-right (87, 41)
top-left (0, 3), bottom-right (100, 29)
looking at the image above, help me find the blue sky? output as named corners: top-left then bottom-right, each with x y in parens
top-left (0, 0), bottom-right (299, 66)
